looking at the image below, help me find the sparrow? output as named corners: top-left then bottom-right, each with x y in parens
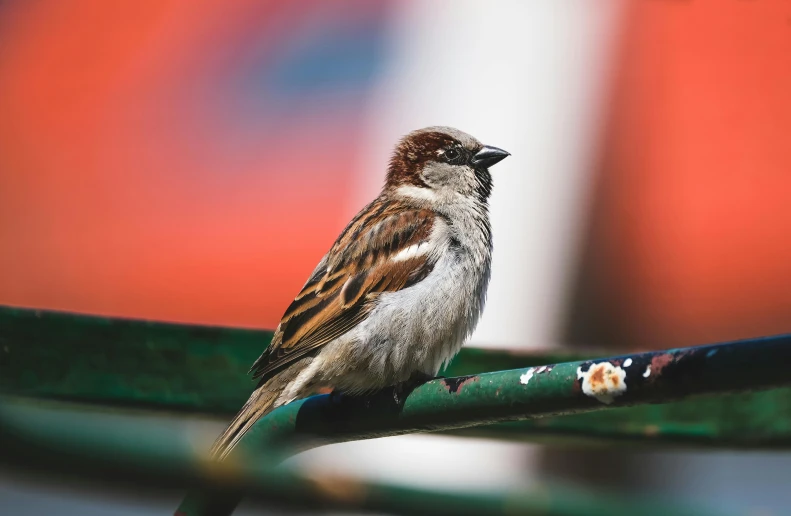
top-left (211, 126), bottom-right (509, 459)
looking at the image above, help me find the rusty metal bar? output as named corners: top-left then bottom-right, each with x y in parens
top-left (233, 335), bottom-right (791, 454)
top-left (0, 305), bottom-right (592, 414)
top-left (2, 306), bottom-right (788, 514)
top-left (4, 306), bottom-right (790, 450)
top-left (178, 334), bottom-right (791, 514)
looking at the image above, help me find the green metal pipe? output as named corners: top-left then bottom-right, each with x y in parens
top-left (178, 334), bottom-right (791, 514)
top-left (233, 335), bottom-right (791, 455)
top-left (449, 388), bottom-right (791, 449)
top-left (4, 305), bottom-right (791, 450)
top-left (0, 305), bottom-right (591, 414)
top-left (2, 305), bottom-right (788, 514)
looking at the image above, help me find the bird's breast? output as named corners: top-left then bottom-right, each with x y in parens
top-left (346, 241), bottom-right (490, 384)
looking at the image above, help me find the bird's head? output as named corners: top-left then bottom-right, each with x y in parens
top-left (386, 126), bottom-right (509, 205)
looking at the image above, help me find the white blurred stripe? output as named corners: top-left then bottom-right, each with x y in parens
top-left (355, 0), bottom-right (624, 349)
top-left (284, 434), bottom-right (539, 493)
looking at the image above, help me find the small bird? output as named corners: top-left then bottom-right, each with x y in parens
top-left (211, 126), bottom-right (509, 459)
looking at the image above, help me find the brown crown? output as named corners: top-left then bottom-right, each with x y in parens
top-left (386, 131), bottom-right (460, 187)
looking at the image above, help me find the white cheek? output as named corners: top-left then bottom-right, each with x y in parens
top-left (395, 184), bottom-right (438, 202)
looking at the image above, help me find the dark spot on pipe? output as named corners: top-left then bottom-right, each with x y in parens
top-left (653, 348), bottom-right (708, 395)
top-left (442, 375), bottom-right (478, 394)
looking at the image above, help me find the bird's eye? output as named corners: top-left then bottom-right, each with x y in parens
top-left (444, 148), bottom-right (460, 161)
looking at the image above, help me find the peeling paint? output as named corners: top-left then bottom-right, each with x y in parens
top-left (576, 362), bottom-right (627, 404)
top-left (643, 365), bottom-right (651, 378)
top-left (520, 368), bottom-right (535, 385)
top-left (522, 364), bottom-right (554, 385)
top-left (650, 354), bottom-right (674, 376)
top-left (623, 358), bottom-right (633, 368)
top-left (441, 375), bottom-right (478, 394)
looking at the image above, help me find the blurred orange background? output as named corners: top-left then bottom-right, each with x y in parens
top-left (1, 0), bottom-right (790, 348)
top-left (575, 0), bottom-right (791, 349)
top-left (0, 1), bottom-right (390, 328)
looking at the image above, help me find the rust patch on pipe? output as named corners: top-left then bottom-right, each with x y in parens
top-left (610, 373), bottom-right (621, 388)
top-left (589, 365), bottom-right (606, 386)
top-left (442, 375), bottom-right (479, 394)
top-left (650, 353), bottom-right (674, 377)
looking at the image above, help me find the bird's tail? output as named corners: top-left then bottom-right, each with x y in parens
top-left (210, 357), bottom-right (314, 460)
top-left (209, 384), bottom-right (281, 460)
top-left (211, 356), bottom-right (316, 460)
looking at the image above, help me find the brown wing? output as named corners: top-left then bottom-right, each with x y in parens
top-left (249, 197), bottom-right (440, 384)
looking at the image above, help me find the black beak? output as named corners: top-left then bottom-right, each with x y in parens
top-left (471, 145), bottom-right (510, 168)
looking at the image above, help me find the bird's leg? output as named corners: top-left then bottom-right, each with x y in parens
top-left (392, 383), bottom-right (405, 405)
top-left (392, 371), bottom-right (438, 405)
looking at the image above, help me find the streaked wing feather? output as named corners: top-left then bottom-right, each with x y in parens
top-left (250, 198), bottom-right (439, 383)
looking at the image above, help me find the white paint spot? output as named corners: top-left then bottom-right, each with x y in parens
top-left (520, 368), bottom-right (535, 385)
top-left (536, 365), bottom-right (547, 374)
top-left (391, 243), bottom-right (428, 262)
top-left (395, 184), bottom-right (438, 202)
top-left (643, 365), bottom-right (651, 378)
top-left (623, 358), bottom-right (632, 368)
top-left (576, 362), bottom-right (627, 404)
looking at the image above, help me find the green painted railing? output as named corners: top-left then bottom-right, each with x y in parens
top-left (2, 306), bottom-right (789, 449)
top-left (1, 306), bottom-right (790, 516)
